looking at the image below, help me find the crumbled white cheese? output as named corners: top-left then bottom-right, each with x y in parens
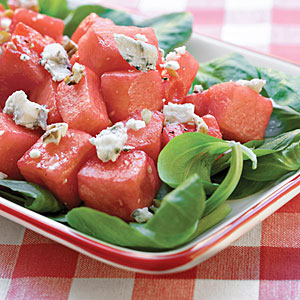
top-left (160, 60), bottom-right (180, 71)
top-left (65, 63), bottom-right (85, 85)
top-left (90, 122), bottom-right (128, 163)
top-left (158, 48), bottom-right (165, 59)
top-left (235, 78), bottom-right (266, 93)
top-left (141, 109), bottom-right (152, 124)
top-left (193, 114), bottom-right (208, 134)
top-left (3, 91), bottom-right (48, 130)
top-left (131, 207), bottom-right (153, 223)
top-left (114, 33), bottom-right (158, 72)
top-left (134, 34), bottom-right (148, 42)
top-left (29, 149), bottom-right (41, 158)
top-left (40, 43), bottom-right (72, 82)
top-left (165, 51), bottom-right (179, 62)
top-left (42, 123), bottom-right (68, 146)
top-left (174, 45), bottom-right (186, 55)
top-left (163, 103), bottom-right (195, 125)
top-left (126, 118), bottom-right (146, 131)
top-left (0, 130), bottom-right (4, 136)
top-left (20, 54), bottom-right (30, 61)
top-left (193, 84), bottom-right (204, 93)
top-left (19, 0), bottom-right (38, 9)
top-left (1, 18), bottom-right (11, 31)
top-left (0, 172), bottom-right (8, 180)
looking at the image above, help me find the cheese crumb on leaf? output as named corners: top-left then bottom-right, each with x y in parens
top-left (3, 91), bottom-right (48, 130)
top-left (0, 172), bottom-right (8, 180)
top-left (235, 78), bottom-right (266, 93)
top-left (131, 207), bottom-right (153, 223)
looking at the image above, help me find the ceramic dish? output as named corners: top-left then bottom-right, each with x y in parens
top-left (1, 32), bottom-right (300, 274)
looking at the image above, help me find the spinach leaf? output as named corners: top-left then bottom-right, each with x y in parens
top-left (204, 142), bottom-right (243, 215)
top-left (193, 53), bottom-right (259, 90)
top-left (264, 105), bottom-right (300, 138)
top-left (0, 0), bottom-right (7, 8)
top-left (137, 12), bottom-right (193, 53)
top-left (242, 141), bottom-right (300, 181)
top-left (260, 68), bottom-right (300, 113)
top-left (67, 174), bottom-right (206, 250)
top-left (63, 5), bottom-right (134, 36)
top-left (188, 202), bottom-right (232, 241)
top-left (0, 180), bottom-right (63, 213)
top-left (38, 0), bottom-right (70, 20)
top-left (158, 132), bottom-right (231, 188)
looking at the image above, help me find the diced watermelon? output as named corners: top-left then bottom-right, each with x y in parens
top-left (0, 33), bottom-right (47, 107)
top-left (70, 51), bottom-right (80, 65)
top-left (71, 13), bottom-right (114, 43)
top-left (182, 90), bottom-right (210, 116)
top-left (124, 110), bottom-right (164, 161)
top-left (78, 24), bottom-right (160, 75)
top-left (30, 78), bottom-right (62, 124)
top-left (0, 112), bottom-right (40, 179)
top-left (162, 114), bottom-right (222, 147)
top-left (9, 8), bottom-right (64, 41)
top-left (17, 129), bottom-right (94, 209)
top-left (185, 82), bottom-right (273, 143)
top-left (162, 51), bottom-right (199, 102)
top-left (0, 3), bottom-right (5, 11)
top-left (78, 151), bottom-right (160, 221)
top-left (101, 70), bottom-right (163, 122)
top-left (12, 22), bottom-right (55, 55)
top-left (56, 67), bottom-right (111, 136)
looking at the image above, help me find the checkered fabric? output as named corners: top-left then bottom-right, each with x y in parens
top-left (1, 0), bottom-right (300, 299)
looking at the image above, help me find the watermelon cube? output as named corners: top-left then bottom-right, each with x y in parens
top-left (17, 129), bottom-right (94, 208)
top-left (101, 70), bottom-right (164, 122)
top-left (78, 24), bottom-right (160, 75)
top-left (56, 67), bottom-right (111, 136)
top-left (125, 110), bottom-right (164, 161)
top-left (0, 113), bottom-right (40, 179)
top-left (71, 13), bottom-right (114, 43)
top-left (9, 8), bottom-right (64, 41)
top-left (30, 78), bottom-right (62, 124)
top-left (78, 151), bottom-right (160, 221)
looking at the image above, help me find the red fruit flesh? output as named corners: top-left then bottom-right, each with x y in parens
top-left (57, 67), bottom-right (111, 136)
top-left (0, 113), bottom-right (40, 179)
top-left (17, 129), bottom-right (94, 209)
top-left (125, 110), bottom-right (164, 161)
top-left (78, 151), bottom-right (160, 221)
top-left (101, 70), bottom-right (163, 122)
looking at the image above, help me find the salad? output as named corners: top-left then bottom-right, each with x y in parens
top-left (0, 0), bottom-right (300, 252)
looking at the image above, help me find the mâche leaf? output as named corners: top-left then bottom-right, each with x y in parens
top-left (38, 0), bottom-right (70, 19)
top-left (0, 180), bottom-right (63, 213)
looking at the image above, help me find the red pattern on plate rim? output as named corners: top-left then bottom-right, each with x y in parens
top-left (0, 174), bottom-right (300, 273)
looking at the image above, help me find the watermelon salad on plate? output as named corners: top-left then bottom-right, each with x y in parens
top-left (0, 0), bottom-right (300, 252)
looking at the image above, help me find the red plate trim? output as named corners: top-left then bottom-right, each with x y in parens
top-left (0, 173), bottom-right (300, 272)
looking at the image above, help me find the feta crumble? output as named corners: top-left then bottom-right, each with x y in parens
top-left (20, 54), bottom-right (30, 61)
top-left (3, 91), bottom-right (48, 130)
top-left (114, 33), bottom-right (158, 72)
top-left (235, 78), bottom-right (266, 93)
top-left (0, 130), bottom-right (4, 136)
top-left (1, 18), bottom-right (11, 31)
top-left (0, 172), bottom-right (8, 180)
top-left (29, 149), bottom-right (41, 158)
top-left (193, 84), bottom-right (204, 93)
top-left (126, 118), bottom-right (146, 131)
top-left (141, 109), bottom-right (152, 124)
top-left (64, 63), bottom-right (85, 85)
top-left (174, 45), bottom-right (186, 55)
top-left (40, 43), bottom-right (72, 82)
top-left (90, 122), bottom-right (128, 163)
top-left (42, 123), bottom-right (68, 146)
top-left (193, 114), bottom-right (208, 134)
top-left (134, 34), bottom-right (148, 43)
top-left (160, 60), bottom-right (180, 71)
top-left (19, 0), bottom-right (38, 9)
top-left (131, 207), bottom-right (153, 223)
top-left (163, 103), bottom-right (195, 125)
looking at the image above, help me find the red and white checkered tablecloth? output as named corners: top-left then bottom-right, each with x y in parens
top-left (1, 0), bottom-right (300, 299)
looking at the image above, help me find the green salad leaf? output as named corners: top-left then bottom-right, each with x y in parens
top-left (0, 180), bottom-right (63, 213)
top-left (0, 0), bottom-right (7, 8)
top-left (38, 0), bottom-right (70, 20)
top-left (63, 4), bottom-right (134, 36)
top-left (67, 174), bottom-right (206, 250)
top-left (137, 12), bottom-right (193, 53)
